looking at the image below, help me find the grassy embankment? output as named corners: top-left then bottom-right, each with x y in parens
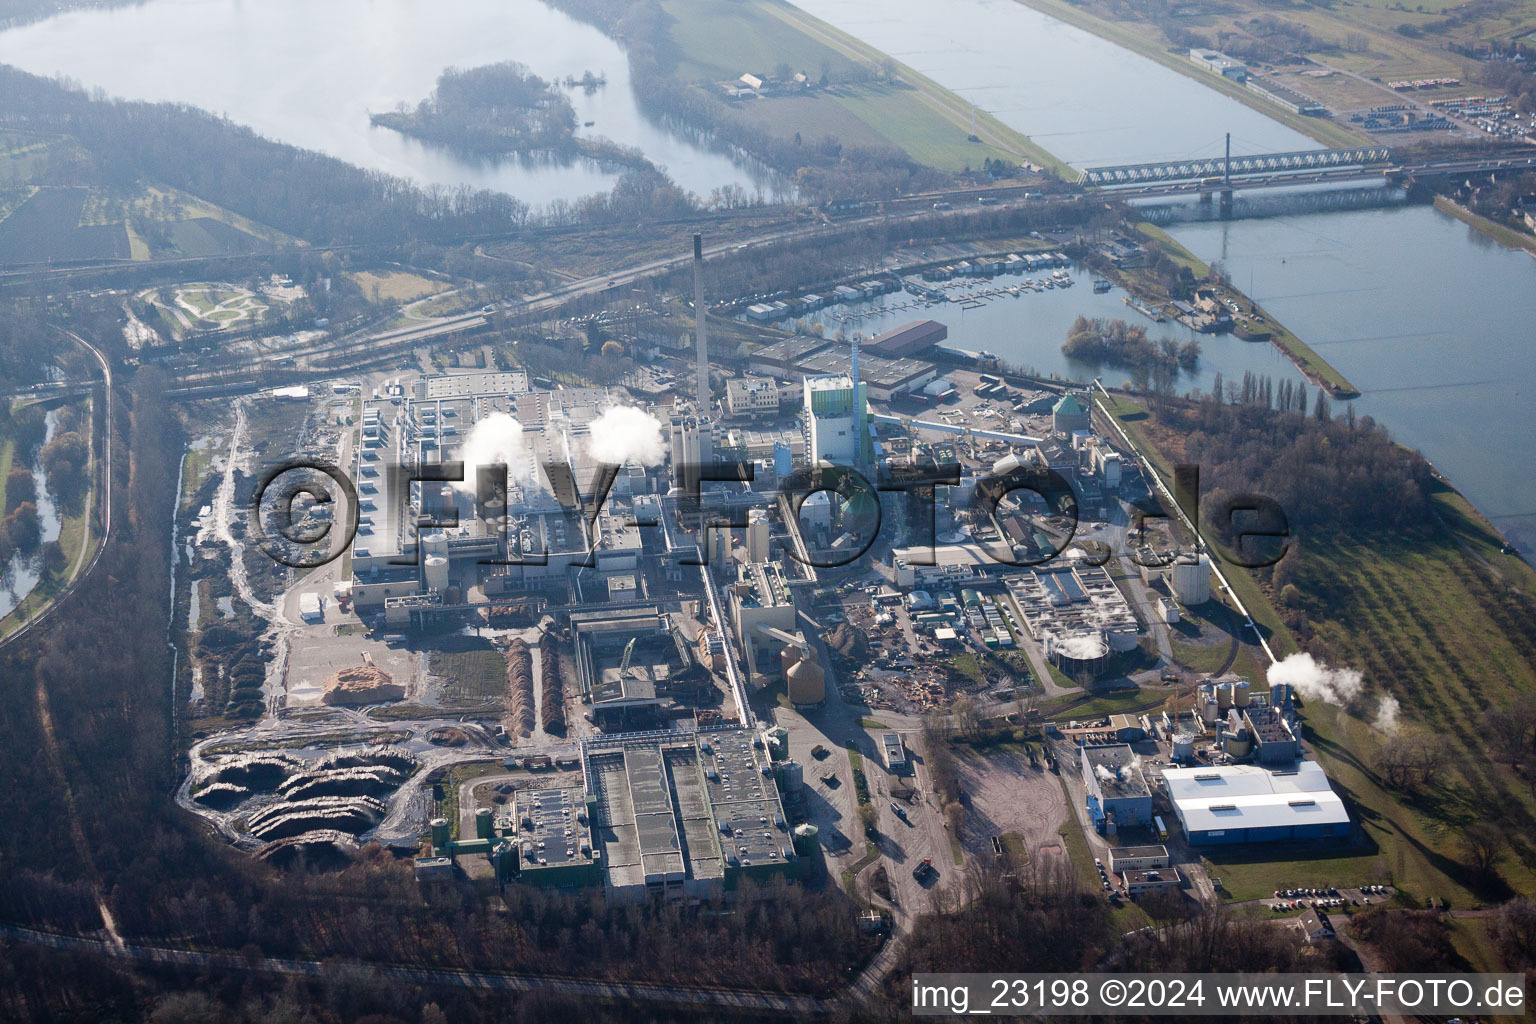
top-left (1433, 195), bottom-right (1536, 258)
top-left (839, 743), bottom-right (881, 899)
top-left (660, 0), bottom-right (1075, 178)
top-left (1009, 0), bottom-right (1371, 149)
top-left (0, 437), bottom-right (13, 511)
top-left (1100, 390), bottom-right (1536, 908)
top-left (1131, 222), bottom-right (1360, 397)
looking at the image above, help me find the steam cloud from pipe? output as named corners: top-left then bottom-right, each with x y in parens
top-left (1373, 692), bottom-right (1401, 734)
top-left (452, 412), bottom-right (538, 493)
top-left (1095, 764), bottom-right (1116, 784)
top-left (1266, 652), bottom-right (1363, 706)
top-left (588, 405), bottom-right (665, 466)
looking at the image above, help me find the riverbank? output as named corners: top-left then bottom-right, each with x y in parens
top-left (1433, 194), bottom-right (1536, 259)
top-left (1009, 0), bottom-right (1371, 151)
top-left (1129, 222), bottom-right (1360, 397)
top-left (1098, 389), bottom-right (1536, 906)
top-left (760, 0), bottom-right (1074, 178)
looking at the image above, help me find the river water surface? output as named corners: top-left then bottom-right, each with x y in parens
top-left (0, 0), bottom-right (779, 205)
top-left (3, 0), bottom-right (1531, 552)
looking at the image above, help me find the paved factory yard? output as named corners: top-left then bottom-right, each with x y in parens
top-left (954, 749), bottom-right (1069, 867)
top-left (285, 632), bottom-right (423, 706)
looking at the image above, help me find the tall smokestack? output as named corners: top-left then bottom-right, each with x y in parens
top-left (693, 233), bottom-right (710, 415)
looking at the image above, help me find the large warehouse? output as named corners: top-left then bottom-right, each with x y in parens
top-left (1163, 762), bottom-right (1350, 845)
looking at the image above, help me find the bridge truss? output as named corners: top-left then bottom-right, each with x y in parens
top-left (1079, 146), bottom-right (1395, 187)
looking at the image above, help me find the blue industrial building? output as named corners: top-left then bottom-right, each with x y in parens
top-left (1080, 744), bottom-right (1153, 833)
top-left (1163, 762), bottom-right (1350, 845)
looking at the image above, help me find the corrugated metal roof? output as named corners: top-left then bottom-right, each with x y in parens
top-left (1166, 762), bottom-right (1348, 832)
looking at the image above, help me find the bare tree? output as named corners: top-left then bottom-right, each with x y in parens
top-left (1482, 701), bottom-right (1536, 768)
top-left (1461, 822), bottom-right (1507, 881)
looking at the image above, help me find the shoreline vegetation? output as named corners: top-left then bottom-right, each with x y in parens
top-left (1433, 194), bottom-right (1536, 259)
top-left (1062, 314), bottom-right (1199, 382)
top-left (369, 62), bottom-right (656, 173)
top-left (1127, 222), bottom-right (1360, 398)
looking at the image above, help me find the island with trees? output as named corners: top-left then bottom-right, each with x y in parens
top-left (371, 62), bottom-right (653, 171)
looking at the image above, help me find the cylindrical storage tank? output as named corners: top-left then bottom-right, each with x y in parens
top-left (1172, 733), bottom-right (1195, 761)
top-left (424, 554), bottom-right (450, 591)
top-left (1225, 730), bottom-right (1252, 758)
top-left (792, 823), bottom-right (820, 857)
top-left (1172, 554), bottom-right (1211, 606)
top-left (779, 760), bottom-right (804, 793)
top-left (1216, 682), bottom-right (1233, 711)
top-left (1234, 681), bottom-right (1251, 707)
top-left (1200, 698), bottom-right (1218, 724)
top-left (786, 656), bottom-right (826, 706)
top-left (475, 807), bottom-right (494, 840)
top-left (430, 817), bottom-right (450, 850)
top-left (780, 644), bottom-right (803, 673)
top-left (1107, 627), bottom-right (1138, 653)
top-left (423, 531), bottom-right (450, 558)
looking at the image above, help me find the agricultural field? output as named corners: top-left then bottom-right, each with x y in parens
top-left (0, 130), bottom-right (76, 185)
top-left (1019, 0), bottom-right (1536, 117)
top-left (0, 186), bottom-right (130, 265)
top-left (78, 183), bottom-right (294, 260)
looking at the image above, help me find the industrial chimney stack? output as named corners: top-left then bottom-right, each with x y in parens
top-left (693, 233), bottom-right (710, 414)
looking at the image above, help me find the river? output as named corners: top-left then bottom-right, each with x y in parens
top-left (786, 0), bottom-right (1317, 167)
top-left (786, 0), bottom-right (1535, 555)
top-left (0, 0), bottom-right (780, 206)
top-left (3, 0), bottom-right (1530, 553)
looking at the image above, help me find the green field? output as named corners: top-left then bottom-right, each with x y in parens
top-left (0, 438), bottom-right (14, 513)
top-left (660, 0), bottom-right (1070, 175)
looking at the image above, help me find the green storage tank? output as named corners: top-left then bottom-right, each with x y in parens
top-left (430, 817), bottom-right (450, 851)
top-left (475, 807), bottom-right (494, 840)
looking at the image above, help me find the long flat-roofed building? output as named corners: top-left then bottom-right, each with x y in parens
top-left (865, 319), bottom-right (947, 359)
top-left (1163, 761), bottom-right (1349, 845)
top-left (581, 728), bottom-right (795, 904)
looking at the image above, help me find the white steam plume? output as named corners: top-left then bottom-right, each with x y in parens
top-left (1373, 692), bottom-right (1401, 734)
top-left (1057, 633), bottom-right (1106, 660)
top-left (452, 412), bottom-right (537, 493)
top-left (1266, 652), bottom-right (1363, 706)
top-left (588, 405), bottom-right (665, 466)
top-left (1095, 764), bottom-right (1116, 784)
